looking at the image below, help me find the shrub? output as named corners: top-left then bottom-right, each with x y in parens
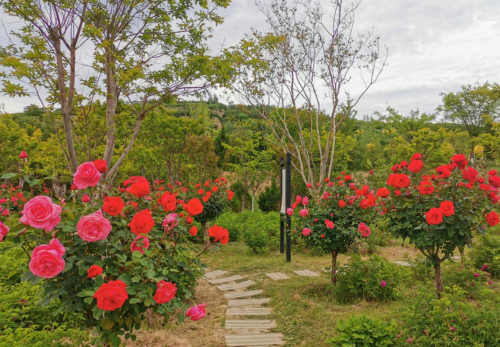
top-left (244, 229), bottom-right (269, 254)
top-left (2, 167), bottom-right (230, 345)
top-left (384, 153), bottom-right (499, 295)
top-left (399, 286), bottom-right (500, 346)
top-left (470, 233), bottom-right (500, 278)
top-left (328, 315), bottom-right (398, 346)
top-left (258, 180), bottom-right (280, 212)
top-left (441, 262), bottom-right (493, 299)
top-left (215, 211), bottom-right (280, 253)
top-left (334, 255), bottom-right (406, 303)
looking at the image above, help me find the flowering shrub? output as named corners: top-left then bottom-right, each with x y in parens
top-left (333, 255), bottom-right (407, 303)
top-left (1, 160), bottom-right (229, 345)
top-left (290, 174), bottom-right (381, 283)
top-left (328, 315), bottom-right (398, 347)
top-left (384, 153), bottom-right (499, 295)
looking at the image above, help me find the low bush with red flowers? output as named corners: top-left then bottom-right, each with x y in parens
top-left (384, 153), bottom-right (500, 295)
top-left (1, 160), bottom-right (231, 346)
top-left (289, 174), bottom-right (382, 284)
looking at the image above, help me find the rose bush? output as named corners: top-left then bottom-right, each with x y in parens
top-left (289, 174), bottom-right (381, 284)
top-left (1, 161), bottom-right (230, 346)
top-left (384, 153), bottom-right (499, 295)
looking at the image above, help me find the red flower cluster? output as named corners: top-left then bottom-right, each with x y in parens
top-left (124, 176), bottom-right (150, 198)
top-left (208, 224), bottom-right (229, 244)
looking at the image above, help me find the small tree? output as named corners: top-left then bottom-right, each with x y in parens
top-left (291, 174), bottom-right (380, 284)
top-left (228, 0), bottom-right (387, 200)
top-left (0, 0), bottom-right (231, 182)
top-left (384, 153), bottom-right (500, 296)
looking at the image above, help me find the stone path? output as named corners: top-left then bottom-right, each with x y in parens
top-left (293, 269), bottom-right (320, 277)
top-left (204, 270), bottom-right (285, 346)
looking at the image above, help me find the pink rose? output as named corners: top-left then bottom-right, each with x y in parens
top-left (186, 303), bottom-right (206, 321)
top-left (81, 194), bottom-right (91, 203)
top-left (0, 221), bottom-right (9, 242)
top-left (299, 208), bottom-right (309, 218)
top-left (73, 161), bottom-right (101, 189)
top-left (2, 209), bottom-right (9, 216)
top-left (130, 235), bottom-right (150, 254)
top-left (302, 196), bottom-right (309, 206)
top-left (19, 151), bottom-right (28, 159)
top-left (77, 210), bottom-right (112, 242)
top-left (20, 196), bottom-right (62, 232)
top-left (286, 208), bottom-right (293, 216)
top-left (324, 219), bottom-right (335, 229)
top-left (302, 227), bottom-right (311, 236)
top-left (29, 239), bottom-right (65, 278)
top-left (358, 222), bottom-right (371, 237)
top-left (162, 213), bottom-right (179, 232)
top-left (380, 280), bottom-right (387, 287)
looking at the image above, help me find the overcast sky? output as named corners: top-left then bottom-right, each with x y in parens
top-left (1, 0), bottom-right (500, 117)
top-left (210, 0), bottom-right (500, 117)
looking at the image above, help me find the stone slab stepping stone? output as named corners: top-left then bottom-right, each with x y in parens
top-left (225, 320), bottom-right (277, 330)
top-left (227, 307), bottom-right (272, 316)
top-left (225, 333), bottom-right (285, 346)
top-left (392, 260), bottom-right (413, 267)
top-left (224, 289), bottom-right (264, 299)
top-left (203, 270), bottom-right (227, 279)
top-left (209, 275), bottom-right (245, 285)
top-left (265, 272), bottom-right (290, 280)
top-left (218, 280), bottom-right (256, 291)
top-left (228, 298), bottom-right (270, 307)
top-left (294, 269), bottom-right (319, 277)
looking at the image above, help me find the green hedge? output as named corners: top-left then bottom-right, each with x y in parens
top-left (215, 211), bottom-right (281, 253)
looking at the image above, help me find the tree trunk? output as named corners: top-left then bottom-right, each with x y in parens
top-left (203, 222), bottom-right (210, 248)
top-left (331, 250), bottom-right (338, 285)
top-left (251, 195), bottom-right (255, 212)
top-left (459, 247), bottom-right (465, 266)
top-left (434, 262), bottom-right (444, 297)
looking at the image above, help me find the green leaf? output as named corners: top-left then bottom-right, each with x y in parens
top-left (1, 172), bottom-right (17, 179)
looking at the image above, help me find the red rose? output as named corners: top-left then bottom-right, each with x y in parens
top-left (153, 281), bottom-right (177, 304)
top-left (160, 191), bottom-right (177, 212)
top-left (208, 224), bottom-right (229, 244)
top-left (411, 153), bottom-right (422, 161)
top-left (227, 190), bottom-right (234, 201)
top-left (102, 196), bottom-right (125, 216)
top-left (125, 176), bottom-right (150, 198)
top-left (130, 235), bottom-right (150, 254)
top-left (338, 200), bottom-right (346, 208)
top-left (436, 165), bottom-right (452, 179)
top-left (93, 159), bottom-right (107, 173)
top-left (185, 198), bottom-right (204, 216)
top-left (87, 265), bottom-right (103, 278)
top-left (387, 174), bottom-right (410, 188)
top-left (451, 154), bottom-right (467, 169)
top-left (376, 187), bottom-right (390, 198)
top-left (425, 207), bottom-right (443, 225)
top-left (129, 209), bottom-right (155, 235)
top-left (408, 160), bottom-right (423, 173)
top-left (462, 167), bottom-right (478, 183)
top-left (418, 180), bottom-right (434, 195)
top-left (485, 211), bottom-right (499, 227)
top-left (489, 175), bottom-right (500, 188)
top-left (440, 200), bottom-right (454, 216)
top-left (93, 280), bottom-right (128, 311)
top-left (189, 226), bottom-right (198, 236)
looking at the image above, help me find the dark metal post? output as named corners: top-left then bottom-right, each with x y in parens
top-left (285, 152), bottom-right (291, 262)
top-left (279, 157), bottom-right (285, 254)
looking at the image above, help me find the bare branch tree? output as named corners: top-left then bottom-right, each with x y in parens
top-left (228, 0), bottom-right (387, 199)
